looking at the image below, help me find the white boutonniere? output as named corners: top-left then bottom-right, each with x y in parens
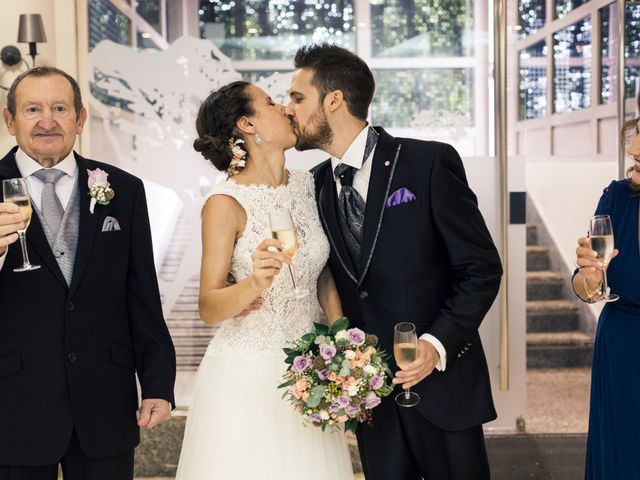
top-left (87, 168), bottom-right (115, 214)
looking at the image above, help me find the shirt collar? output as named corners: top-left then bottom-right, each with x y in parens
top-left (15, 148), bottom-right (77, 179)
top-left (331, 125), bottom-right (370, 176)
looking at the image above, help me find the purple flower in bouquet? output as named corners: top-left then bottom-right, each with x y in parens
top-left (292, 356), bottom-right (311, 373)
top-left (345, 404), bottom-right (360, 416)
top-left (329, 402), bottom-right (340, 413)
top-left (347, 328), bottom-right (366, 346)
top-left (317, 369), bottom-right (330, 381)
top-left (320, 343), bottom-right (337, 361)
top-left (370, 375), bottom-right (384, 390)
top-left (364, 392), bottom-right (382, 409)
top-left (337, 394), bottom-right (351, 408)
top-left (308, 412), bottom-right (323, 423)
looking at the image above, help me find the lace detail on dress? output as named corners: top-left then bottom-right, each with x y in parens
top-left (203, 170), bottom-right (330, 354)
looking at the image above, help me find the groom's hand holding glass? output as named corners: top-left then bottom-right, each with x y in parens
top-left (0, 201), bottom-right (27, 255)
top-left (393, 339), bottom-right (440, 390)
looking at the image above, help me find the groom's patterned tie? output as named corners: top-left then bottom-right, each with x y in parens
top-left (334, 127), bottom-right (379, 269)
top-left (33, 168), bottom-right (66, 233)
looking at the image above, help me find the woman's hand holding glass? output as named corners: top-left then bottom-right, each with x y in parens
top-left (250, 238), bottom-right (291, 291)
top-left (575, 235), bottom-right (619, 301)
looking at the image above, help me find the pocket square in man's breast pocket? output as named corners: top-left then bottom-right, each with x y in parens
top-left (101, 216), bottom-right (121, 232)
top-left (385, 187), bottom-right (416, 208)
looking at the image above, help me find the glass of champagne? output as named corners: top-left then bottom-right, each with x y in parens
top-left (394, 322), bottom-right (421, 407)
top-left (268, 209), bottom-right (308, 298)
top-left (2, 178), bottom-right (40, 272)
top-left (589, 214), bottom-right (618, 302)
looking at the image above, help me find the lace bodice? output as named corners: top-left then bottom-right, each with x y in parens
top-left (204, 170), bottom-right (330, 354)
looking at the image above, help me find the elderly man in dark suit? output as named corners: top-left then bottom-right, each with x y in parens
top-left (287, 44), bottom-right (503, 480)
top-left (0, 66), bottom-right (175, 480)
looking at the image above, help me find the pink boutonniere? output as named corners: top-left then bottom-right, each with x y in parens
top-left (87, 168), bottom-right (115, 214)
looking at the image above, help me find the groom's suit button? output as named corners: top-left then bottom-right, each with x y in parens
top-left (359, 291), bottom-right (369, 299)
top-left (66, 301), bottom-right (75, 311)
top-left (67, 352), bottom-right (77, 363)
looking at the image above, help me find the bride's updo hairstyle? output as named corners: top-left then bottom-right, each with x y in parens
top-left (193, 81), bottom-right (255, 172)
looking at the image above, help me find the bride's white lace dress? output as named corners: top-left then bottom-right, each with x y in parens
top-left (175, 170), bottom-right (353, 479)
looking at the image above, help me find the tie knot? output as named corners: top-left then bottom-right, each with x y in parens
top-left (334, 163), bottom-right (356, 187)
top-left (33, 168), bottom-right (66, 184)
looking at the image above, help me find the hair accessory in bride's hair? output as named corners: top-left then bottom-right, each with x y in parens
top-left (227, 137), bottom-right (247, 176)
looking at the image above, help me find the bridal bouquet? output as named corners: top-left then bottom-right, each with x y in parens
top-left (279, 318), bottom-right (393, 433)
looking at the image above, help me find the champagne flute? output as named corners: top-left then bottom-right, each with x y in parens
top-left (268, 209), bottom-right (308, 298)
top-left (589, 214), bottom-right (618, 302)
top-left (2, 178), bottom-right (40, 272)
top-left (394, 322), bottom-right (421, 407)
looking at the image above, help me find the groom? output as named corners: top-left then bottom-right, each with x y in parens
top-left (287, 44), bottom-right (503, 480)
top-left (0, 67), bottom-right (175, 479)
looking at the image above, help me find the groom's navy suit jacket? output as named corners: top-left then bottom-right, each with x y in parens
top-left (0, 147), bottom-right (176, 465)
top-left (313, 128), bottom-right (502, 431)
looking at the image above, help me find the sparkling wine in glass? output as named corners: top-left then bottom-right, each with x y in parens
top-left (589, 214), bottom-right (618, 302)
top-left (394, 322), bottom-right (420, 407)
top-left (2, 178), bottom-right (40, 272)
top-left (268, 209), bottom-right (308, 298)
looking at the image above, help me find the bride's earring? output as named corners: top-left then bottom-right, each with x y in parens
top-left (255, 133), bottom-right (263, 145)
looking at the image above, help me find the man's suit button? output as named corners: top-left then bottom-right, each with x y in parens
top-left (359, 291), bottom-right (369, 300)
top-left (67, 302), bottom-right (75, 311)
top-left (67, 352), bottom-right (77, 363)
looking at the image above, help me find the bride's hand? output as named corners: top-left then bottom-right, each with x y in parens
top-left (251, 239), bottom-right (291, 291)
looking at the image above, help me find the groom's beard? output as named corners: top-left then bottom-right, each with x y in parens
top-left (293, 109), bottom-right (333, 151)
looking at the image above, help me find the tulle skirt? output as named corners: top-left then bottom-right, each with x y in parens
top-left (175, 349), bottom-right (354, 480)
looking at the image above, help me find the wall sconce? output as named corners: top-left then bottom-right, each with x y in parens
top-left (18, 14), bottom-right (47, 67)
top-left (0, 14), bottom-right (46, 90)
top-left (0, 46), bottom-right (29, 91)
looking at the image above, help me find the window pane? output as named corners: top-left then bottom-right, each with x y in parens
top-left (519, 41), bottom-right (547, 119)
top-left (137, 30), bottom-right (161, 50)
top-left (555, 0), bottom-right (588, 20)
top-left (199, 0), bottom-right (355, 60)
top-left (599, 3), bottom-right (640, 104)
top-left (371, 0), bottom-right (474, 58)
top-left (625, 4), bottom-right (640, 100)
top-left (600, 4), bottom-right (614, 104)
top-left (88, 0), bottom-right (131, 51)
top-left (371, 69), bottom-right (473, 128)
top-left (519, 0), bottom-right (546, 37)
top-left (553, 16), bottom-right (591, 114)
top-left (136, 0), bottom-right (161, 32)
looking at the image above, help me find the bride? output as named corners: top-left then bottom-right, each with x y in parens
top-left (175, 81), bottom-right (353, 479)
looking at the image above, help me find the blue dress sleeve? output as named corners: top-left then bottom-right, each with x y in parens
top-left (594, 180), bottom-right (618, 216)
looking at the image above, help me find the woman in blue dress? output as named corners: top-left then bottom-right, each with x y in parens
top-left (572, 116), bottom-right (640, 479)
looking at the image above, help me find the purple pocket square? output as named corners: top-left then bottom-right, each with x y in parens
top-left (386, 187), bottom-right (416, 207)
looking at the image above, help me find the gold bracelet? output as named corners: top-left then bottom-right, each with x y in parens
top-left (580, 273), bottom-right (602, 300)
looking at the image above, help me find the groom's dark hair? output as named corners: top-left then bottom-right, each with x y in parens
top-left (294, 43), bottom-right (374, 121)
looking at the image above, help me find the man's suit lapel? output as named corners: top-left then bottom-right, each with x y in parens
top-left (358, 128), bottom-right (402, 285)
top-left (0, 148), bottom-right (68, 288)
top-left (317, 164), bottom-right (358, 283)
top-left (69, 154), bottom-right (100, 296)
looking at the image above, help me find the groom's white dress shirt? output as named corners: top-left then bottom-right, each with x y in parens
top-left (0, 148), bottom-right (77, 271)
top-left (331, 126), bottom-right (448, 371)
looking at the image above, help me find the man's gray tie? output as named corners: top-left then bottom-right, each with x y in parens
top-left (33, 169), bottom-right (66, 234)
top-left (334, 126), bottom-right (379, 267)
top-left (335, 162), bottom-right (365, 263)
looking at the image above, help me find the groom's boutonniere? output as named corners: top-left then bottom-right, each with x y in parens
top-left (87, 168), bottom-right (115, 214)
